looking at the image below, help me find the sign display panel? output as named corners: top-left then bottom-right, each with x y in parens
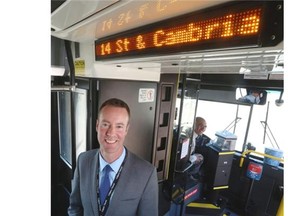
top-left (95, 1), bottom-right (283, 60)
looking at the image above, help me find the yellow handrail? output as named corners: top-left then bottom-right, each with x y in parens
top-left (239, 150), bottom-right (284, 167)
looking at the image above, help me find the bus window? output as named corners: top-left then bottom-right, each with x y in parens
top-left (196, 100), bottom-right (250, 152)
top-left (197, 90), bottom-right (284, 154)
top-left (246, 90), bottom-right (285, 153)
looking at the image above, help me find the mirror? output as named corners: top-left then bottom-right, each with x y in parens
top-left (236, 88), bottom-right (267, 105)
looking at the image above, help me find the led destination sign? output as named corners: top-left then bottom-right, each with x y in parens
top-left (95, 1), bottom-right (283, 60)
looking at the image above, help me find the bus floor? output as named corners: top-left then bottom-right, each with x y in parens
top-left (185, 207), bottom-right (239, 216)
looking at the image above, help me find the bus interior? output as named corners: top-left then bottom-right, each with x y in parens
top-left (51, 1), bottom-right (284, 215)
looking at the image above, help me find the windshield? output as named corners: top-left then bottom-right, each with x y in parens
top-left (175, 90), bottom-right (285, 154)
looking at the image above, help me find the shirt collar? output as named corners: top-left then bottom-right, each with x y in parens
top-left (99, 147), bottom-right (126, 173)
top-left (193, 131), bottom-right (199, 138)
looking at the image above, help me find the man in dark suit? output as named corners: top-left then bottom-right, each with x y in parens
top-left (68, 98), bottom-right (158, 216)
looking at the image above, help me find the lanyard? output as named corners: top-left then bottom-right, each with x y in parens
top-left (97, 151), bottom-right (127, 216)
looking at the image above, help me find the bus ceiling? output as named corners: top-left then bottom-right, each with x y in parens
top-left (179, 73), bottom-right (283, 106)
top-left (51, 0), bottom-right (283, 78)
top-left (51, 0), bottom-right (232, 41)
top-left (186, 74), bottom-right (283, 90)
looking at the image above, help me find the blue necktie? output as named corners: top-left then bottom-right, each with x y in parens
top-left (100, 165), bottom-right (112, 205)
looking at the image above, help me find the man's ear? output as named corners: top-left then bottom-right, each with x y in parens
top-left (96, 119), bottom-right (99, 132)
top-left (126, 123), bottom-right (130, 132)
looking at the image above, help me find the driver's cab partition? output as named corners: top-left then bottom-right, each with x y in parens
top-left (163, 74), bottom-right (201, 214)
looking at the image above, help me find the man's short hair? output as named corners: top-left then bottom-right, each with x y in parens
top-left (99, 98), bottom-right (130, 119)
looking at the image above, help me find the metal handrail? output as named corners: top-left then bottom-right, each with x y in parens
top-left (239, 150), bottom-right (284, 167)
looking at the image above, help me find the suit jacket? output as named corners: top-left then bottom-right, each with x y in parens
top-left (68, 148), bottom-right (158, 216)
top-left (195, 134), bottom-right (211, 156)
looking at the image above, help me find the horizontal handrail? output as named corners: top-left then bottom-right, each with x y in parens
top-left (239, 150), bottom-right (284, 167)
